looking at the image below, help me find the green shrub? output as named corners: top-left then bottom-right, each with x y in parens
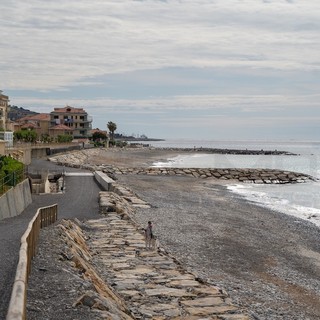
top-left (0, 156), bottom-right (24, 186)
top-left (94, 141), bottom-right (105, 147)
top-left (57, 134), bottom-right (73, 143)
top-left (115, 140), bottom-right (128, 148)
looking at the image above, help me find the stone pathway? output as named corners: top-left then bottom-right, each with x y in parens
top-left (87, 213), bottom-right (250, 319)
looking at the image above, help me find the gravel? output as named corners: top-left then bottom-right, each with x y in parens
top-left (24, 149), bottom-right (320, 319)
top-left (116, 174), bottom-right (320, 320)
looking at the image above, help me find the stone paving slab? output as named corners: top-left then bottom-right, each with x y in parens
top-left (87, 213), bottom-right (250, 319)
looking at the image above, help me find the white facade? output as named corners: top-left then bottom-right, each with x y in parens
top-left (0, 90), bottom-right (9, 130)
top-left (0, 131), bottom-right (14, 147)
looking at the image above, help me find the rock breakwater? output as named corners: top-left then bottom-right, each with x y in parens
top-left (99, 167), bottom-right (315, 184)
top-left (156, 147), bottom-right (297, 156)
top-left (48, 149), bottom-right (316, 184)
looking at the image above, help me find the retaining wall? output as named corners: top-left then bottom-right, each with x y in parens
top-left (0, 179), bottom-right (32, 221)
top-left (94, 171), bottom-right (115, 191)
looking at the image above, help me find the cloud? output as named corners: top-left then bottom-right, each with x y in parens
top-left (2, 0), bottom-right (319, 140)
top-left (1, 0), bottom-right (320, 91)
top-left (10, 93), bottom-right (320, 113)
top-left (10, 92), bottom-right (319, 139)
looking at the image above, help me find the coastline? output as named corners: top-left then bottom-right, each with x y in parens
top-left (84, 148), bottom-right (320, 319)
top-left (115, 173), bottom-right (320, 320)
top-left (28, 148), bottom-right (320, 319)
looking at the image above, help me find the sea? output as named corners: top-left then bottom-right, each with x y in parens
top-left (137, 139), bottom-right (320, 228)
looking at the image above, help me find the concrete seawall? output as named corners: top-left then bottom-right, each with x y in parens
top-left (0, 179), bottom-right (32, 221)
top-left (94, 171), bottom-right (115, 191)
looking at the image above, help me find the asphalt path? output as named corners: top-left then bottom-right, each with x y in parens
top-left (0, 159), bottom-right (102, 319)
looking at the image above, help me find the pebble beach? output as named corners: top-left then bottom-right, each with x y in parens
top-left (27, 147), bottom-right (320, 319)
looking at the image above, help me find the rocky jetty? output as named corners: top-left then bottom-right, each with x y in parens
top-left (99, 166), bottom-right (316, 184)
top-left (156, 147), bottom-right (297, 156)
top-left (48, 149), bottom-right (316, 184)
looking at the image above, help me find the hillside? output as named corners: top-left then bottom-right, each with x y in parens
top-left (7, 105), bottom-right (38, 121)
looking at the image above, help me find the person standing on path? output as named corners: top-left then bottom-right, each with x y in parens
top-left (145, 221), bottom-right (153, 250)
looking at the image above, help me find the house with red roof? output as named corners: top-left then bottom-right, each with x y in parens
top-left (16, 113), bottom-right (51, 138)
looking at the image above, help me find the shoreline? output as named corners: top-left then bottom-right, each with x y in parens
top-left (90, 147), bottom-right (320, 319)
top-left (115, 174), bottom-right (320, 320)
top-left (34, 147), bottom-right (320, 319)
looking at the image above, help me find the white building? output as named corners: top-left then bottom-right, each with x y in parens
top-left (0, 90), bottom-right (9, 130)
top-left (0, 131), bottom-right (14, 147)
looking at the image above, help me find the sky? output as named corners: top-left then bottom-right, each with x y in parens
top-left (1, 0), bottom-right (320, 140)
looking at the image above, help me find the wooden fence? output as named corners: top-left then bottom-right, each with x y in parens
top-left (6, 204), bottom-right (58, 320)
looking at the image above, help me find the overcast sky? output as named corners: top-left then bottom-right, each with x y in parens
top-left (1, 0), bottom-right (320, 140)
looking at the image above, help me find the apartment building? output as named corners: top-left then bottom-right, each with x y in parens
top-left (0, 90), bottom-right (9, 130)
top-left (50, 106), bottom-right (92, 138)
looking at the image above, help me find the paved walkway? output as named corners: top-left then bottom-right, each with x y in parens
top-left (87, 213), bottom-right (249, 319)
top-left (0, 159), bottom-right (102, 319)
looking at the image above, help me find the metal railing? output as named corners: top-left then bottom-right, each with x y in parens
top-left (6, 204), bottom-right (58, 320)
top-left (0, 168), bottom-right (26, 196)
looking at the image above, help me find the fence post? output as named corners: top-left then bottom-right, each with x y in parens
top-left (13, 171), bottom-right (16, 187)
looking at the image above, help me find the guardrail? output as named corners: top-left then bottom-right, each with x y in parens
top-left (6, 204), bottom-right (58, 320)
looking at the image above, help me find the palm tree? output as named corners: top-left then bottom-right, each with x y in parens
top-left (107, 121), bottom-right (117, 142)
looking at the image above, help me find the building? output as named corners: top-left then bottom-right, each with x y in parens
top-left (0, 90), bottom-right (9, 130)
top-left (0, 131), bottom-right (13, 147)
top-left (16, 113), bottom-right (51, 138)
top-left (48, 123), bottom-right (73, 140)
top-left (0, 91), bottom-right (13, 147)
top-left (50, 106), bottom-right (92, 138)
top-left (2, 103), bottom-right (93, 142)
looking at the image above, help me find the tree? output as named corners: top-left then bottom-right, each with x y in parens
top-left (92, 131), bottom-right (107, 141)
top-left (13, 129), bottom-right (37, 143)
top-left (107, 121), bottom-right (117, 141)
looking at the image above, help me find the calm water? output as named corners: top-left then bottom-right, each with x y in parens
top-left (142, 139), bottom-right (320, 228)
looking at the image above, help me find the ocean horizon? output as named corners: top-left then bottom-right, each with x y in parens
top-left (136, 139), bottom-right (320, 229)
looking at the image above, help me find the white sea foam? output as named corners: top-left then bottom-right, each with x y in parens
top-left (228, 184), bottom-right (320, 228)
